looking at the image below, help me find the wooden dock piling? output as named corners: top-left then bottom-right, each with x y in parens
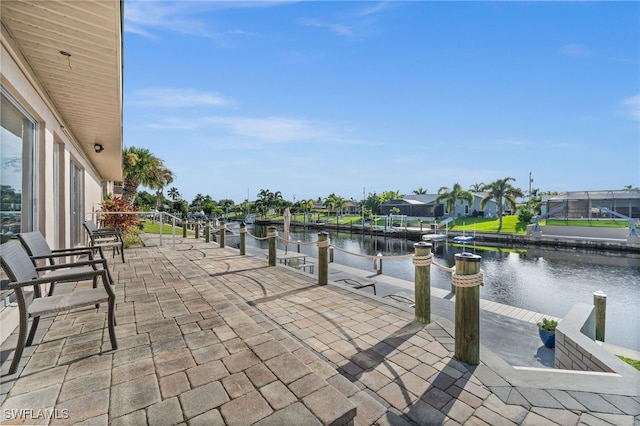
top-left (454, 252), bottom-right (482, 365)
top-left (414, 242), bottom-right (432, 324)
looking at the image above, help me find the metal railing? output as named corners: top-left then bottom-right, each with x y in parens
top-left (87, 211), bottom-right (182, 249)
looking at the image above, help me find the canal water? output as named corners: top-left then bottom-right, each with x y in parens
top-left (239, 225), bottom-right (640, 352)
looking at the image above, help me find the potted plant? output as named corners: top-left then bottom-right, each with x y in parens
top-left (537, 318), bottom-right (558, 348)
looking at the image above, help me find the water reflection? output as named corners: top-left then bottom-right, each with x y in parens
top-left (243, 225), bottom-right (640, 351)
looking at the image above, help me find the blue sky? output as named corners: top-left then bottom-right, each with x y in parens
top-left (123, 1), bottom-right (640, 204)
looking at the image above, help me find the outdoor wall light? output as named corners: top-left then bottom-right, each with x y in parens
top-left (94, 143), bottom-right (104, 153)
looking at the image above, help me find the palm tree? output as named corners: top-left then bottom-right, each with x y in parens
top-left (191, 194), bottom-right (206, 211)
top-left (257, 189), bottom-right (273, 217)
top-left (324, 193), bottom-right (339, 217)
top-left (435, 183), bottom-right (474, 217)
top-left (167, 187), bottom-right (181, 201)
top-left (272, 191), bottom-right (284, 215)
top-left (122, 146), bottom-right (163, 205)
top-left (480, 177), bottom-right (524, 231)
top-left (413, 187), bottom-right (428, 195)
top-left (469, 182), bottom-right (485, 192)
top-left (149, 164), bottom-right (174, 210)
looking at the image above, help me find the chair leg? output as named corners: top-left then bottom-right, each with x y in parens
top-left (9, 309), bottom-right (29, 375)
top-left (47, 282), bottom-right (57, 297)
top-left (120, 244), bottom-right (124, 262)
top-left (107, 298), bottom-right (117, 350)
top-left (25, 316), bottom-right (40, 347)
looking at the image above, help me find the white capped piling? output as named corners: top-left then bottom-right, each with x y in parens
top-left (594, 291), bottom-right (606, 342)
top-left (317, 232), bottom-right (329, 286)
top-left (453, 252), bottom-right (483, 365)
top-left (413, 242), bottom-right (433, 324)
top-left (375, 252), bottom-right (383, 275)
top-left (267, 227), bottom-right (277, 266)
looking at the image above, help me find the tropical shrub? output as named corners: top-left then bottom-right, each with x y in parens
top-left (99, 196), bottom-right (142, 235)
top-left (517, 207), bottom-right (535, 224)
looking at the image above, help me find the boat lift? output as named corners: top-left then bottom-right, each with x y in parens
top-left (532, 202), bottom-right (567, 233)
top-left (596, 206), bottom-right (638, 238)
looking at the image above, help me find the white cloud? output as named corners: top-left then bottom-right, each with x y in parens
top-left (124, 1), bottom-right (276, 43)
top-left (300, 18), bottom-right (354, 37)
top-left (559, 43), bottom-right (594, 57)
top-left (128, 88), bottom-right (234, 108)
top-left (621, 94), bottom-right (640, 121)
top-left (356, 2), bottom-right (393, 17)
top-left (204, 116), bottom-right (336, 142)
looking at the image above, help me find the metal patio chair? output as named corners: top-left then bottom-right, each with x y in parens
top-left (83, 220), bottom-right (125, 262)
top-left (17, 231), bottom-right (112, 296)
top-left (0, 240), bottom-right (117, 375)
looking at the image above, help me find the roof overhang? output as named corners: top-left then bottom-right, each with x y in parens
top-left (1, 0), bottom-right (123, 181)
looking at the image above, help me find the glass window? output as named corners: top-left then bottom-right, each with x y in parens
top-left (1, 88), bottom-right (37, 241)
top-left (1, 88), bottom-right (37, 306)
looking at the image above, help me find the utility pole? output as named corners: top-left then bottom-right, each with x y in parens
top-left (362, 187), bottom-right (366, 224)
top-left (529, 172), bottom-right (533, 202)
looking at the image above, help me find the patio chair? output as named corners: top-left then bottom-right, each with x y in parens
top-left (83, 220), bottom-right (125, 262)
top-left (0, 240), bottom-right (117, 375)
top-left (17, 231), bottom-right (111, 296)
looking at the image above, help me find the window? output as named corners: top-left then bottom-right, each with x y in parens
top-left (1, 88), bottom-right (37, 307)
top-left (1, 88), bottom-right (37, 241)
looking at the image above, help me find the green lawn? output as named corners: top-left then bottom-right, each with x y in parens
top-left (544, 219), bottom-right (630, 228)
top-left (143, 220), bottom-right (193, 235)
top-left (450, 216), bottom-right (528, 234)
top-left (618, 355), bottom-right (640, 371)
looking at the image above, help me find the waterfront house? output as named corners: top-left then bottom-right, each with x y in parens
top-left (1, 0), bottom-right (123, 342)
top-left (380, 193), bottom-right (500, 219)
top-left (543, 189), bottom-right (640, 220)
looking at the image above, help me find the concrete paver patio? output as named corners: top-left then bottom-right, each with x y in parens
top-left (1, 237), bottom-right (638, 425)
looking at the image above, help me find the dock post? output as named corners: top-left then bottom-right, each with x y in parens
top-left (182, 220), bottom-right (188, 238)
top-left (413, 242), bottom-right (433, 324)
top-left (268, 227), bottom-right (277, 266)
top-left (194, 222), bottom-right (200, 239)
top-left (219, 223), bottom-right (226, 248)
top-left (297, 240), bottom-right (301, 253)
top-left (239, 222), bottom-right (246, 255)
top-left (453, 252), bottom-right (483, 365)
top-left (376, 253), bottom-right (383, 275)
top-left (329, 246), bottom-right (334, 263)
top-left (594, 291), bottom-right (606, 342)
top-left (205, 222), bottom-right (210, 243)
top-left (317, 232), bottom-right (329, 286)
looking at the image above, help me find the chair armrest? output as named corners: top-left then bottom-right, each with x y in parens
top-left (9, 268), bottom-right (105, 289)
top-left (31, 249), bottom-right (94, 261)
top-left (36, 258), bottom-right (108, 272)
top-left (50, 246), bottom-right (98, 254)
